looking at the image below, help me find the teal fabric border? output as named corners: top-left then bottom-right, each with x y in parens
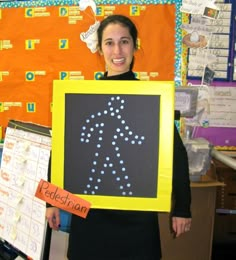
top-left (0, 0), bottom-right (183, 86)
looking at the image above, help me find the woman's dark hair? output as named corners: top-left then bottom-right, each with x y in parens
top-left (97, 14), bottom-right (138, 70)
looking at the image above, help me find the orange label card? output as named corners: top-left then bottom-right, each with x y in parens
top-left (35, 179), bottom-right (91, 218)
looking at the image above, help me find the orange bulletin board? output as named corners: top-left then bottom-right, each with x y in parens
top-left (0, 0), bottom-right (183, 134)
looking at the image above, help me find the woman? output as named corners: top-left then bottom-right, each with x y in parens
top-left (46, 14), bottom-right (191, 260)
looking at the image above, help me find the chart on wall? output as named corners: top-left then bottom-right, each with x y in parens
top-left (182, 0), bottom-right (236, 82)
top-left (0, 0), bottom-right (183, 133)
top-left (0, 121), bottom-right (51, 260)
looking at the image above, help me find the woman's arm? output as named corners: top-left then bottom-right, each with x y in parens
top-left (171, 125), bottom-right (192, 237)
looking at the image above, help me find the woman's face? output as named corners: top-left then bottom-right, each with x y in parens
top-left (100, 23), bottom-right (135, 76)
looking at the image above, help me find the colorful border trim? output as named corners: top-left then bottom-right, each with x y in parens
top-left (0, 0), bottom-right (181, 8)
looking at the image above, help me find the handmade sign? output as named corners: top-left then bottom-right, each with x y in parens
top-left (35, 179), bottom-right (91, 218)
top-left (51, 80), bottom-right (175, 212)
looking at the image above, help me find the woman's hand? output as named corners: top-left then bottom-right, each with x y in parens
top-left (172, 216), bottom-right (192, 237)
top-left (46, 207), bottom-right (61, 230)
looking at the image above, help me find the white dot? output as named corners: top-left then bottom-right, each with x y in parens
top-left (138, 141), bottom-right (142, 145)
top-left (112, 170), bottom-right (116, 174)
top-left (90, 128), bottom-right (94, 132)
top-left (95, 186), bottom-right (98, 190)
top-left (104, 110), bottom-right (108, 114)
top-left (121, 99), bottom-right (124, 103)
top-left (93, 161), bottom-right (97, 165)
top-left (106, 157), bottom-right (110, 161)
top-left (120, 160), bottom-right (124, 164)
top-left (125, 137), bottom-right (129, 141)
top-left (108, 102), bottom-right (111, 106)
top-left (112, 141), bottom-right (116, 145)
top-left (117, 115), bottom-right (121, 119)
top-left (97, 144), bottom-right (101, 148)
top-left (100, 123), bottom-right (104, 127)
top-left (92, 191), bottom-right (95, 194)
top-left (120, 186), bottom-right (123, 189)
top-left (120, 105), bottom-right (124, 109)
top-left (87, 184), bottom-right (91, 188)
top-left (124, 175), bottom-right (128, 179)
top-left (99, 137), bottom-right (103, 141)
top-left (99, 130), bottom-right (103, 134)
top-left (87, 133), bottom-right (91, 137)
top-left (131, 140), bottom-right (135, 144)
top-left (114, 135), bottom-right (117, 139)
top-left (122, 167), bottom-right (126, 171)
top-left (91, 114), bottom-right (95, 118)
top-left (129, 131), bottom-right (133, 135)
top-left (125, 126), bottom-right (129, 130)
top-left (109, 163), bottom-right (113, 167)
top-left (115, 147), bottom-right (119, 151)
top-left (127, 183), bottom-right (131, 187)
top-left (121, 120), bottom-right (125, 124)
top-left (104, 163), bottom-right (107, 167)
top-left (81, 132), bottom-right (85, 136)
top-left (82, 126), bottom-right (86, 130)
top-left (116, 177), bottom-right (120, 181)
top-left (117, 153), bottom-right (120, 157)
top-left (86, 119), bottom-right (90, 123)
top-left (85, 139), bottom-right (89, 143)
top-left (91, 169), bottom-right (95, 173)
top-left (141, 136), bottom-right (145, 140)
top-left (111, 112), bottom-right (115, 116)
top-left (116, 128), bottom-right (120, 132)
top-left (101, 170), bottom-right (105, 174)
top-left (97, 112), bottom-right (101, 116)
top-left (97, 179), bottom-right (101, 183)
top-left (135, 135), bottom-right (138, 139)
top-left (89, 177), bottom-right (93, 181)
top-left (80, 138), bottom-right (84, 142)
top-left (95, 152), bottom-right (99, 156)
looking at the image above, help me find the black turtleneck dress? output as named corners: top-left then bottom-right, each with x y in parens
top-left (67, 71), bottom-right (191, 260)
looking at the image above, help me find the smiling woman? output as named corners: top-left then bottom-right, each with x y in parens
top-left (97, 14), bottom-right (138, 77)
top-left (46, 14), bottom-right (192, 260)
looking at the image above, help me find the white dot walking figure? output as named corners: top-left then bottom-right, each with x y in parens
top-left (80, 96), bottom-right (145, 196)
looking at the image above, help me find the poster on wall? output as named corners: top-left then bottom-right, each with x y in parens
top-left (0, 121), bottom-right (51, 260)
top-left (52, 80), bottom-right (175, 212)
top-left (0, 0), bottom-right (183, 133)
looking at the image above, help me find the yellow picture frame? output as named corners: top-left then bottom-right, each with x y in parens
top-left (51, 80), bottom-right (175, 212)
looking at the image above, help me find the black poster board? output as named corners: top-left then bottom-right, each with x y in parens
top-left (64, 94), bottom-right (160, 198)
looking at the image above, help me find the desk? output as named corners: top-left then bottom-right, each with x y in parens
top-left (159, 173), bottom-right (223, 260)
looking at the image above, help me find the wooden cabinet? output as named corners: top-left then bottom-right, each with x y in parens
top-left (213, 159), bottom-right (236, 245)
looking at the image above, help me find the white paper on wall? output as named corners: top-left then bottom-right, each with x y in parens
top-left (0, 127), bottom-right (51, 260)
